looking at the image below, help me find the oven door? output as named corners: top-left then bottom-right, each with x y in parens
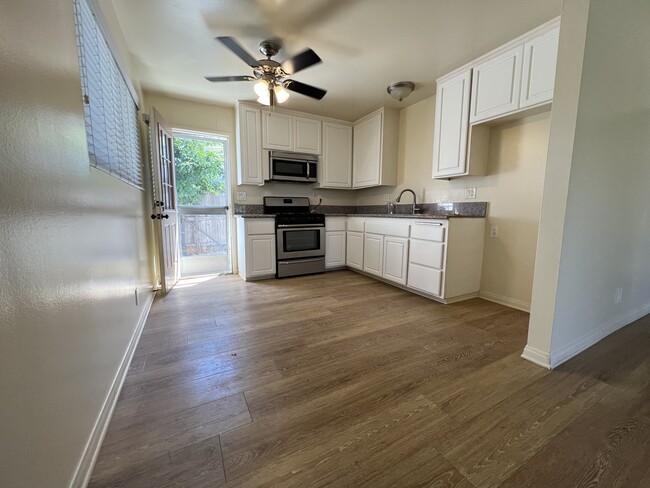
top-left (276, 225), bottom-right (325, 259)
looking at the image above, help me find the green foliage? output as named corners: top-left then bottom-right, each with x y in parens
top-left (173, 137), bottom-right (225, 206)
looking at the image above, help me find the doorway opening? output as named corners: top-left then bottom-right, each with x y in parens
top-left (172, 129), bottom-right (231, 277)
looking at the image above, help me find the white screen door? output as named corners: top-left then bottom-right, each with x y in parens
top-left (150, 108), bottom-right (180, 294)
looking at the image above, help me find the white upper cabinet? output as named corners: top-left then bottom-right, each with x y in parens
top-left (433, 69), bottom-right (472, 178)
top-left (470, 45), bottom-right (524, 123)
top-left (353, 112), bottom-right (382, 187)
top-left (293, 116), bottom-right (322, 154)
top-left (262, 111), bottom-right (293, 151)
top-left (262, 111), bottom-right (322, 154)
top-left (352, 107), bottom-right (399, 188)
top-left (320, 122), bottom-right (352, 188)
top-left (236, 103), bottom-right (263, 185)
top-left (520, 25), bottom-right (560, 108)
top-left (432, 18), bottom-right (560, 179)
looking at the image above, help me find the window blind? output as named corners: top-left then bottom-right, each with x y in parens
top-left (73, 0), bottom-right (143, 189)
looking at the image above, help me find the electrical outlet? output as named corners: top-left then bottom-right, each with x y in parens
top-left (465, 187), bottom-right (477, 199)
top-left (489, 225), bottom-right (499, 238)
top-left (383, 193), bottom-right (392, 202)
top-left (236, 192), bottom-right (247, 201)
top-left (134, 288), bottom-right (139, 306)
top-left (615, 287), bottom-right (623, 304)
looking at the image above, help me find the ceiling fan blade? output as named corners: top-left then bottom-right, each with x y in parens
top-left (281, 49), bottom-right (321, 75)
top-left (204, 75), bottom-right (255, 82)
top-left (285, 80), bottom-right (327, 100)
top-left (216, 37), bottom-right (260, 67)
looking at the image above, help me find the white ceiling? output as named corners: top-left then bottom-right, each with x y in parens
top-left (107, 0), bottom-right (562, 121)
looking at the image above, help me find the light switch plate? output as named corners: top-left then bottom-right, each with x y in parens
top-left (236, 192), bottom-right (247, 201)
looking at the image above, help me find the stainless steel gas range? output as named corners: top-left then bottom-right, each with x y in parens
top-left (264, 197), bottom-right (325, 278)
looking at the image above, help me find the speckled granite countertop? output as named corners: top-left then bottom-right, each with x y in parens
top-left (236, 213), bottom-right (485, 220)
top-left (235, 202), bottom-right (487, 219)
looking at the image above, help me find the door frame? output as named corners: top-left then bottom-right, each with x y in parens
top-left (171, 128), bottom-right (233, 276)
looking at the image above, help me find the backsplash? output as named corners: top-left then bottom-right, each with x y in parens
top-left (234, 202), bottom-right (487, 217)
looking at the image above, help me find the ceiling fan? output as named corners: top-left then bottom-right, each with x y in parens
top-left (205, 37), bottom-right (327, 107)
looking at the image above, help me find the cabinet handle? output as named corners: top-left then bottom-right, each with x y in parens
top-left (416, 222), bottom-right (444, 226)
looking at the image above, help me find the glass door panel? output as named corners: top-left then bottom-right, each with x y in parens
top-left (173, 130), bottom-right (231, 276)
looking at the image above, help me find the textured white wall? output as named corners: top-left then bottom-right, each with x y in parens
top-left (549, 0), bottom-right (650, 361)
top-left (0, 0), bottom-right (154, 486)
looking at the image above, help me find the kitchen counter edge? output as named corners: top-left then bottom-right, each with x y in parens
top-left (235, 213), bottom-right (485, 220)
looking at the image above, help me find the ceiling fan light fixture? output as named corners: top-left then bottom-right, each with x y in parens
top-left (254, 79), bottom-right (269, 97)
top-left (387, 81), bottom-right (415, 101)
top-left (257, 91), bottom-right (271, 106)
top-left (274, 85), bottom-right (290, 103)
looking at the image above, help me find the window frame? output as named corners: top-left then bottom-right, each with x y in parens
top-left (73, 0), bottom-right (144, 190)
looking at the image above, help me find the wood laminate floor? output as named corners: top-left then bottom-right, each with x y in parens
top-left (89, 271), bottom-right (650, 488)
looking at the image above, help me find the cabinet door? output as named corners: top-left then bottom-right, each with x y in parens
top-left (383, 236), bottom-right (409, 285)
top-left (236, 105), bottom-right (263, 185)
top-left (246, 235), bottom-right (276, 277)
top-left (325, 231), bottom-right (346, 269)
top-left (352, 112), bottom-right (382, 188)
top-left (262, 111), bottom-right (293, 150)
top-left (321, 122), bottom-right (352, 188)
top-left (410, 239), bottom-right (444, 269)
top-left (363, 233), bottom-right (383, 276)
top-left (407, 263), bottom-right (443, 297)
top-left (470, 45), bottom-right (524, 123)
top-left (346, 231), bottom-right (364, 270)
top-left (293, 116), bottom-right (322, 154)
top-left (520, 26), bottom-right (560, 108)
top-left (432, 69), bottom-right (471, 178)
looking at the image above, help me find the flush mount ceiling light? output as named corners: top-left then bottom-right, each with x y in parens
top-left (387, 81), bottom-right (415, 101)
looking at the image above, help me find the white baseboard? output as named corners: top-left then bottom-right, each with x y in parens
top-left (479, 290), bottom-right (531, 312)
top-left (548, 303), bottom-right (650, 369)
top-left (70, 291), bottom-right (155, 488)
top-left (521, 345), bottom-right (552, 369)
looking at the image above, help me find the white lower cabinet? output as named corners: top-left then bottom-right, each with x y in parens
top-left (325, 232), bottom-right (346, 269)
top-left (406, 219), bottom-right (485, 301)
top-left (236, 218), bottom-right (276, 280)
top-left (325, 216), bottom-right (347, 269)
top-left (346, 231), bottom-right (364, 270)
top-left (407, 263), bottom-right (443, 296)
top-left (383, 236), bottom-right (409, 285)
top-left (363, 233), bottom-right (383, 277)
top-left (362, 221), bottom-right (410, 285)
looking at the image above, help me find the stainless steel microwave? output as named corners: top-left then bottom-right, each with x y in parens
top-left (269, 151), bottom-right (318, 183)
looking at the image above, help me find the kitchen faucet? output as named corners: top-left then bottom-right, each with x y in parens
top-left (396, 189), bottom-right (420, 214)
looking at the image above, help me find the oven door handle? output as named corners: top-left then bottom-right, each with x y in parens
top-left (278, 257), bottom-right (324, 265)
top-left (277, 224), bottom-right (325, 228)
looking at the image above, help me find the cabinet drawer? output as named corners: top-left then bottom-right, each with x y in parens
top-left (407, 263), bottom-right (443, 297)
top-left (410, 222), bottom-right (446, 242)
top-left (347, 218), bottom-right (365, 232)
top-left (325, 217), bottom-right (347, 232)
top-left (410, 239), bottom-right (444, 269)
top-left (365, 219), bottom-right (410, 238)
top-left (246, 219), bottom-right (275, 235)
